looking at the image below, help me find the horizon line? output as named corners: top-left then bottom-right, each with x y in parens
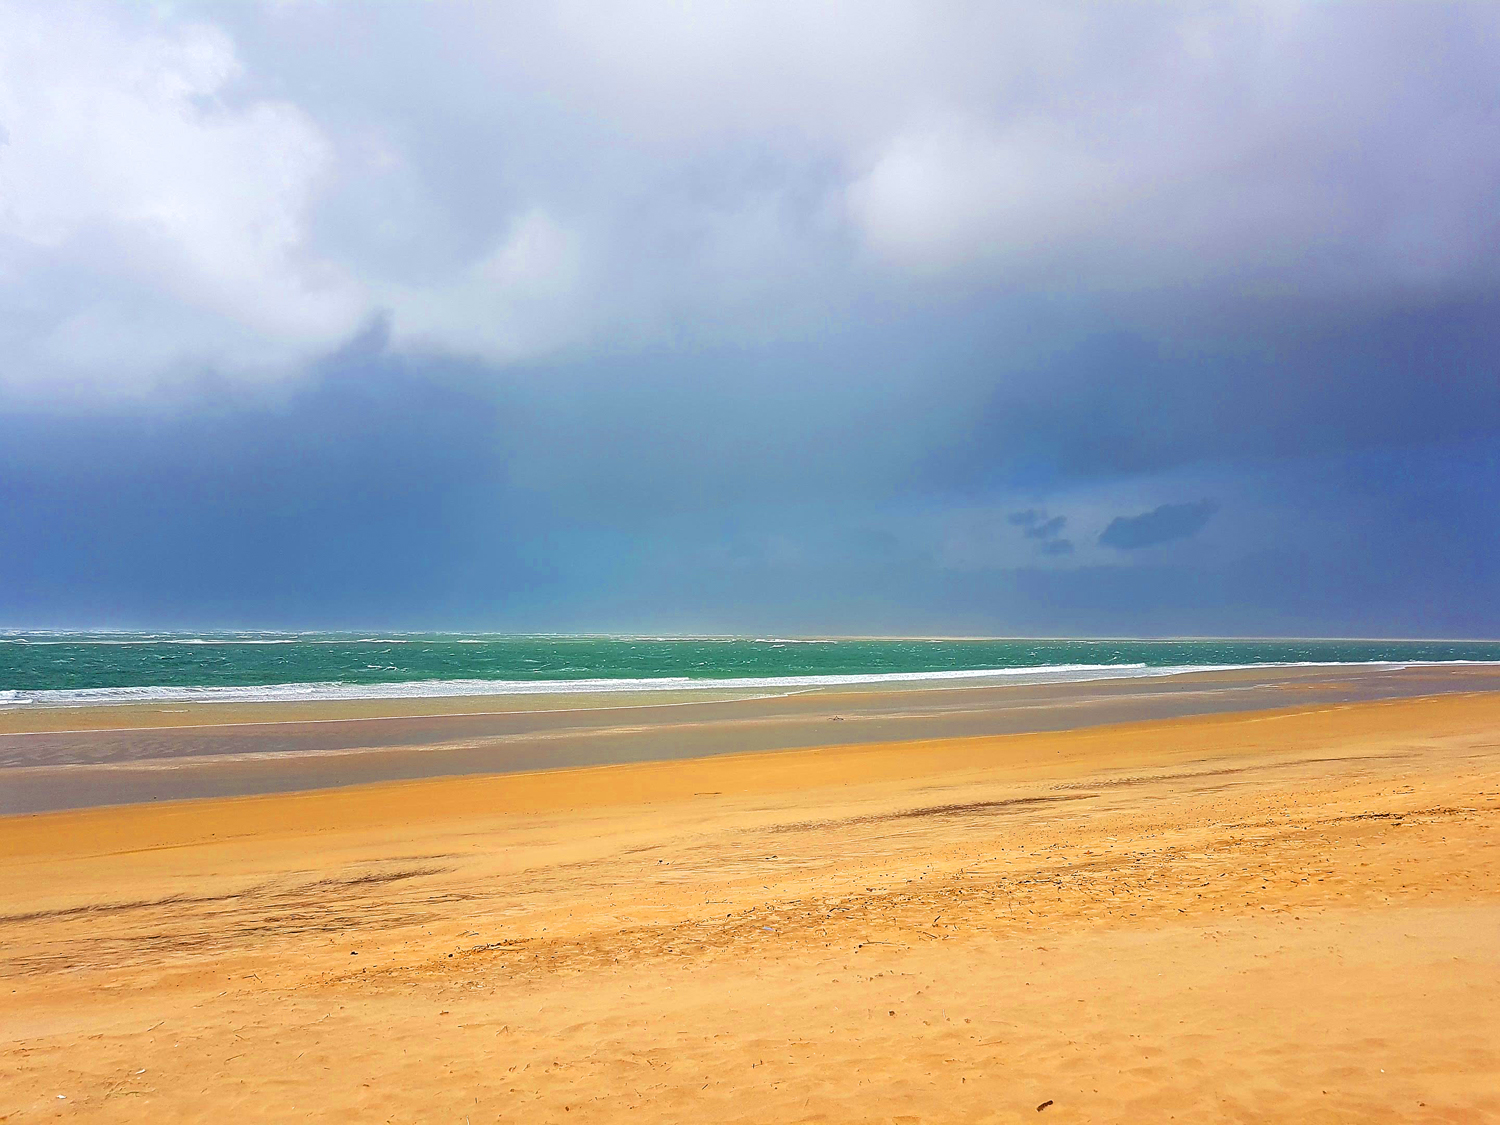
top-left (2, 629), bottom-right (1498, 644)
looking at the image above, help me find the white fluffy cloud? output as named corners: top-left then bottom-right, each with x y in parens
top-left (0, 3), bottom-right (368, 393)
top-left (845, 4), bottom-right (1500, 294)
top-left (0, 1), bottom-right (1496, 397)
top-left (384, 209), bottom-right (586, 362)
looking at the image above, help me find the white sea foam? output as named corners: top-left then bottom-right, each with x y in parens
top-left (1, 660), bottom-right (1495, 709)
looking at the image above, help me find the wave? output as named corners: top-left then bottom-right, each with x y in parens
top-left (1, 660), bottom-right (1495, 709)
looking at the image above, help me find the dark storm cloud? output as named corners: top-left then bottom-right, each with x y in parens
top-left (0, 359), bottom-right (538, 626)
top-left (1100, 501), bottom-right (1220, 551)
top-left (921, 301), bottom-right (1500, 495)
top-left (2, 373), bottom-right (1497, 633)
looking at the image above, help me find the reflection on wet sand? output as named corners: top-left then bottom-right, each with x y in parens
top-left (4, 662), bottom-right (1498, 813)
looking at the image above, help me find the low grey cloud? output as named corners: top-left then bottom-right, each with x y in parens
top-left (1027, 515), bottom-right (1067, 540)
top-left (1099, 501), bottom-right (1220, 551)
top-left (1009, 509), bottom-right (1068, 555)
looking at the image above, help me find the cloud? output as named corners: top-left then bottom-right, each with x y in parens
top-left (0, 2), bottom-right (366, 394)
top-left (1025, 515), bottom-right (1066, 540)
top-left (845, 5), bottom-right (1500, 296)
top-left (1099, 500), bottom-right (1219, 550)
top-left (1008, 509), bottom-right (1068, 555)
top-left (2, 2), bottom-right (1499, 397)
top-left (1011, 510), bottom-right (1070, 540)
top-left (382, 209), bottom-right (587, 362)
top-left (2, 2), bottom-right (1499, 637)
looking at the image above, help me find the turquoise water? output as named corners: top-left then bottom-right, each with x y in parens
top-left (2, 633), bottom-right (1498, 706)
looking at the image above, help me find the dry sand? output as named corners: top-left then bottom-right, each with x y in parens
top-left (3, 691), bottom-right (1499, 1122)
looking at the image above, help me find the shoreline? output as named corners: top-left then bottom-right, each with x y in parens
top-left (4, 662), bottom-right (1500, 815)
top-left (6, 656), bottom-right (1499, 713)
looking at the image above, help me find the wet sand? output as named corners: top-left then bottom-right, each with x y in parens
top-left (4, 662), bottom-right (1499, 814)
top-left (3, 689), bottom-right (1499, 1122)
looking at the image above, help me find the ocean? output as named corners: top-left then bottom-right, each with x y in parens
top-left (2, 633), bottom-right (1498, 707)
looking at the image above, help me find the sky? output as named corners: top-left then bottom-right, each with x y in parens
top-left (1, 0), bottom-right (1497, 636)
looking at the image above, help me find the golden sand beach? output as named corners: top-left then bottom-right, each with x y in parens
top-left (3, 691), bottom-right (1499, 1122)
